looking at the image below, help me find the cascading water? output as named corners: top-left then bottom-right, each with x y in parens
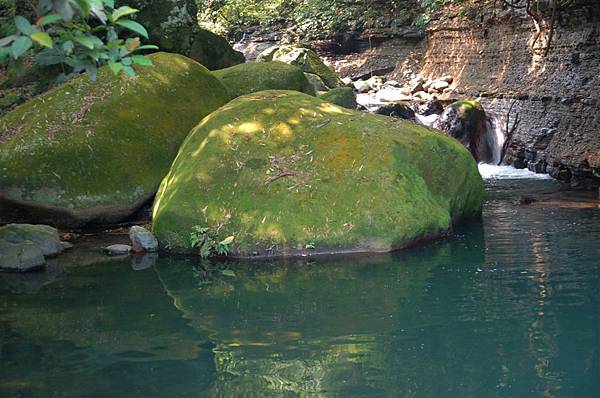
top-left (483, 113), bottom-right (505, 166)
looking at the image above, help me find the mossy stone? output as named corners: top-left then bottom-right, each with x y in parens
top-left (0, 52), bottom-right (231, 227)
top-left (152, 90), bottom-right (484, 256)
top-left (319, 87), bottom-right (357, 109)
top-left (257, 45), bottom-right (343, 89)
top-left (213, 61), bottom-right (316, 99)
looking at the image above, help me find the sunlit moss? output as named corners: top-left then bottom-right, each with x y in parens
top-left (152, 90), bottom-right (485, 256)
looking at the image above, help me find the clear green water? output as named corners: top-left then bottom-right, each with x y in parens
top-left (1, 179), bottom-right (599, 397)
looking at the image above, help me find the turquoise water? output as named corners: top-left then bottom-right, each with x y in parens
top-left (1, 178), bottom-right (599, 397)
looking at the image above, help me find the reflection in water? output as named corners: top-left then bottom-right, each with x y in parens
top-left (1, 178), bottom-right (599, 397)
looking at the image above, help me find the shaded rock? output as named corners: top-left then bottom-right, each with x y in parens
top-left (257, 45), bottom-right (342, 89)
top-left (152, 90), bottom-right (484, 256)
top-left (374, 103), bottom-right (415, 120)
top-left (104, 244), bottom-right (131, 256)
top-left (214, 61), bottom-right (315, 99)
top-left (129, 226), bottom-right (158, 253)
top-left (0, 224), bottom-right (62, 257)
top-left (130, 0), bottom-right (244, 70)
top-left (434, 100), bottom-right (487, 161)
top-left (418, 99), bottom-right (444, 116)
top-left (319, 87), bottom-right (357, 109)
top-left (0, 53), bottom-right (230, 228)
top-left (60, 241), bottom-right (74, 250)
top-left (0, 240), bottom-right (45, 272)
top-left (305, 73), bottom-right (329, 92)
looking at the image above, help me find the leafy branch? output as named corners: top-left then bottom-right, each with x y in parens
top-left (190, 225), bottom-right (235, 259)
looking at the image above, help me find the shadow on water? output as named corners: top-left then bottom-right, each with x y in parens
top-left (1, 179), bottom-right (599, 397)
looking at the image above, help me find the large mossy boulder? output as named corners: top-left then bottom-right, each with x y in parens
top-left (213, 61), bottom-right (316, 99)
top-left (0, 52), bottom-right (231, 227)
top-left (129, 0), bottom-right (245, 70)
top-left (152, 90), bottom-right (484, 256)
top-left (257, 45), bottom-right (343, 89)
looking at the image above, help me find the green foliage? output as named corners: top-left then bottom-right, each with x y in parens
top-left (0, 0), bottom-right (157, 81)
top-left (190, 225), bottom-right (235, 259)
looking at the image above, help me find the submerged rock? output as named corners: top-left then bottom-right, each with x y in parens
top-left (0, 223), bottom-right (63, 257)
top-left (0, 240), bottom-right (46, 272)
top-left (129, 226), bottom-right (159, 253)
top-left (319, 87), bottom-right (357, 109)
top-left (152, 90), bottom-right (484, 257)
top-left (257, 45), bottom-right (342, 89)
top-left (0, 53), bottom-right (230, 228)
top-left (434, 100), bottom-right (487, 161)
top-left (213, 61), bottom-right (315, 99)
top-left (104, 244), bottom-right (132, 256)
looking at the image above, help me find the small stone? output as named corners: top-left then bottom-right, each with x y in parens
top-left (341, 77), bottom-right (353, 86)
top-left (376, 87), bottom-right (412, 102)
top-left (431, 80), bottom-right (450, 91)
top-left (104, 244), bottom-right (131, 256)
top-left (0, 240), bottom-right (46, 272)
top-left (0, 224), bottom-right (63, 257)
top-left (129, 226), bottom-right (159, 253)
top-left (60, 241), bottom-right (74, 250)
top-left (353, 80), bottom-right (370, 93)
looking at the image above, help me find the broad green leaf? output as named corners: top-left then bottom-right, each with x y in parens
top-left (121, 56), bottom-right (132, 66)
top-left (220, 269), bottom-right (236, 277)
top-left (0, 35), bottom-right (18, 47)
top-left (115, 19), bottom-right (148, 38)
top-left (62, 40), bottom-right (74, 54)
top-left (103, 0), bottom-right (115, 8)
top-left (30, 32), bottom-right (53, 48)
top-left (10, 36), bottom-right (32, 59)
top-left (122, 65), bottom-right (136, 78)
top-left (15, 16), bottom-right (34, 35)
top-left (0, 47), bottom-right (10, 62)
top-left (85, 63), bottom-right (98, 81)
top-left (73, 35), bottom-right (95, 49)
top-left (111, 6), bottom-right (139, 22)
top-left (219, 236), bottom-right (234, 245)
top-left (39, 13), bottom-right (63, 26)
top-left (74, 0), bottom-right (91, 16)
top-left (131, 55), bottom-right (152, 66)
top-left (134, 44), bottom-right (159, 52)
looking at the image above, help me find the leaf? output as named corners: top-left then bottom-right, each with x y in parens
top-left (131, 55), bottom-right (152, 66)
top-left (0, 35), bottom-right (18, 47)
top-left (85, 63), bottom-right (98, 81)
top-left (33, 48), bottom-right (64, 65)
top-left (125, 37), bottom-right (140, 51)
top-left (0, 47), bottom-right (10, 62)
top-left (115, 19), bottom-right (148, 39)
top-left (219, 236), bottom-right (234, 246)
top-left (122, 65), bottom-right (136, 78)
top-left (73, 35), bottom-right (95, 49)
top-left (121, 56), bottom-right (132, 66)
top-left (10, 36), bottom-right (32, 59)
top-left (108, 61), bottom-right (123, 74)
top-left (133, 44), bottom-right (159, 52)
top-left (220, 269), bottom-right (236, 277)
top-left (15, 16), bottom-right (34, 35)
top-left (30, 32), bottom-right (53, 48)
top-left (111, 6), bottom-right (139, 22)
top-left (62, 40), bottom-right (74, 54)
top-left (39, 13), bottom-right (63, 26)
top-left (103, 0), bottom-right (115, 8)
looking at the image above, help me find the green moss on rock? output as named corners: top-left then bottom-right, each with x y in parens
top-left (257, 45), bottom-right (342, 89)
top-left (152, 90), bottom-right (484, 256)
top-left (213, 61), bottom-right (316, 99)
top-left (319, 87), bottom-right (357, 109)
top-left (0, 52), bottom-right (231, 227)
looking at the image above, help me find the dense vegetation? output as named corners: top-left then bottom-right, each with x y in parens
top-left (198, 0), bottom-right (455, 39)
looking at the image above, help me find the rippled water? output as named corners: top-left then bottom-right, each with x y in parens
top-left (1, 176), bottom-right (599, 397)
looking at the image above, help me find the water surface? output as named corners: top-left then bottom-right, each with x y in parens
top-left (1, 175), bottom-right (599, 397)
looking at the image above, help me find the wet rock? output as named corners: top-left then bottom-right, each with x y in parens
top-left (129, 226), bottom-right (159, 253)
top-left (0, 240), bottom-right (45, 272)
top-left (417, 99), bottom-right (444, 116)
top-left (0, 224), bottom-right (63, 257)
top-left (434, 99), bottom-right (487, 161)
top-left (131, 253), bottom-right (159, 271)
top-left (104, 244), bottom-right (131, 256)
top-left (365, 76), bottom-right (384, 91)
top-left (374, 103), bottom-right (415, 120)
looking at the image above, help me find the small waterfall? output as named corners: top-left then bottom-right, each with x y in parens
top-left (482, 112), bottom-right (506, 165)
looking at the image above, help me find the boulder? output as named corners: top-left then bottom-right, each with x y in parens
top-left (152, 90), bottom-right (485, 256)
top-left (373, 103), bottom-right (415, 120)
top-left (353, 80), bottom-right (370, 93)
top-left (257, 46), bottom-right (343, 89)
top-left (318, 87), bottom-right (357, 109)
top-left (376, 87), bottom-right (413, 103)
top-left (0, 240), bottom-right (45, 272)
top-left (213, 62), bottom-right (315, 99)
top-left (0, 53), bottom-right (231, 228)
top-left (434, 100), bottom-right (488, 161)
top-left (129, 0), bottom-right (244, 70)
top-left (305, 73), bottom-right (328, 92)
top-left (418, 99), bottom-right (444, 116)
top-left (0, 224), bottom-right (63, 257)
top-left (129, 225), bottom-right (159, 253)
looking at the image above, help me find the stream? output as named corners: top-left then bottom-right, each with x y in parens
top-left (1, 166), bottom-right (599, 397)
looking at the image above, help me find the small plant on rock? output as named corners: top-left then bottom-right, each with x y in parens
top-left (190, 225), bottom-right (234, 259)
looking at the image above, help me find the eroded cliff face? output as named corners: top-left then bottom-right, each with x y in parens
top-left (422, 0), bottom-right (600, 188)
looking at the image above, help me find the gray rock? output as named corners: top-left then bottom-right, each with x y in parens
top-left (104, 244), bottom-right (131, 256)
top-left (0, 240), bottom-right (46, 272)
top-left (376, 87), bottom-right (412, 102)
top-left (129, 226), bottom-right (158, 253)
top-left (0, 224), bottom-right (63, 257)
top-left (60, 241), bottom-right (74, 250)
top-left (341, 77), bottom-right (353, 86)
top-left (305, 73), bottom-right (328, 92)
top-left (353, 80), bottom-right (370, 93)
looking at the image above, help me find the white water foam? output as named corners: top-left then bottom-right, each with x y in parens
top-left (478, 163), bottom-right (552, 180)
